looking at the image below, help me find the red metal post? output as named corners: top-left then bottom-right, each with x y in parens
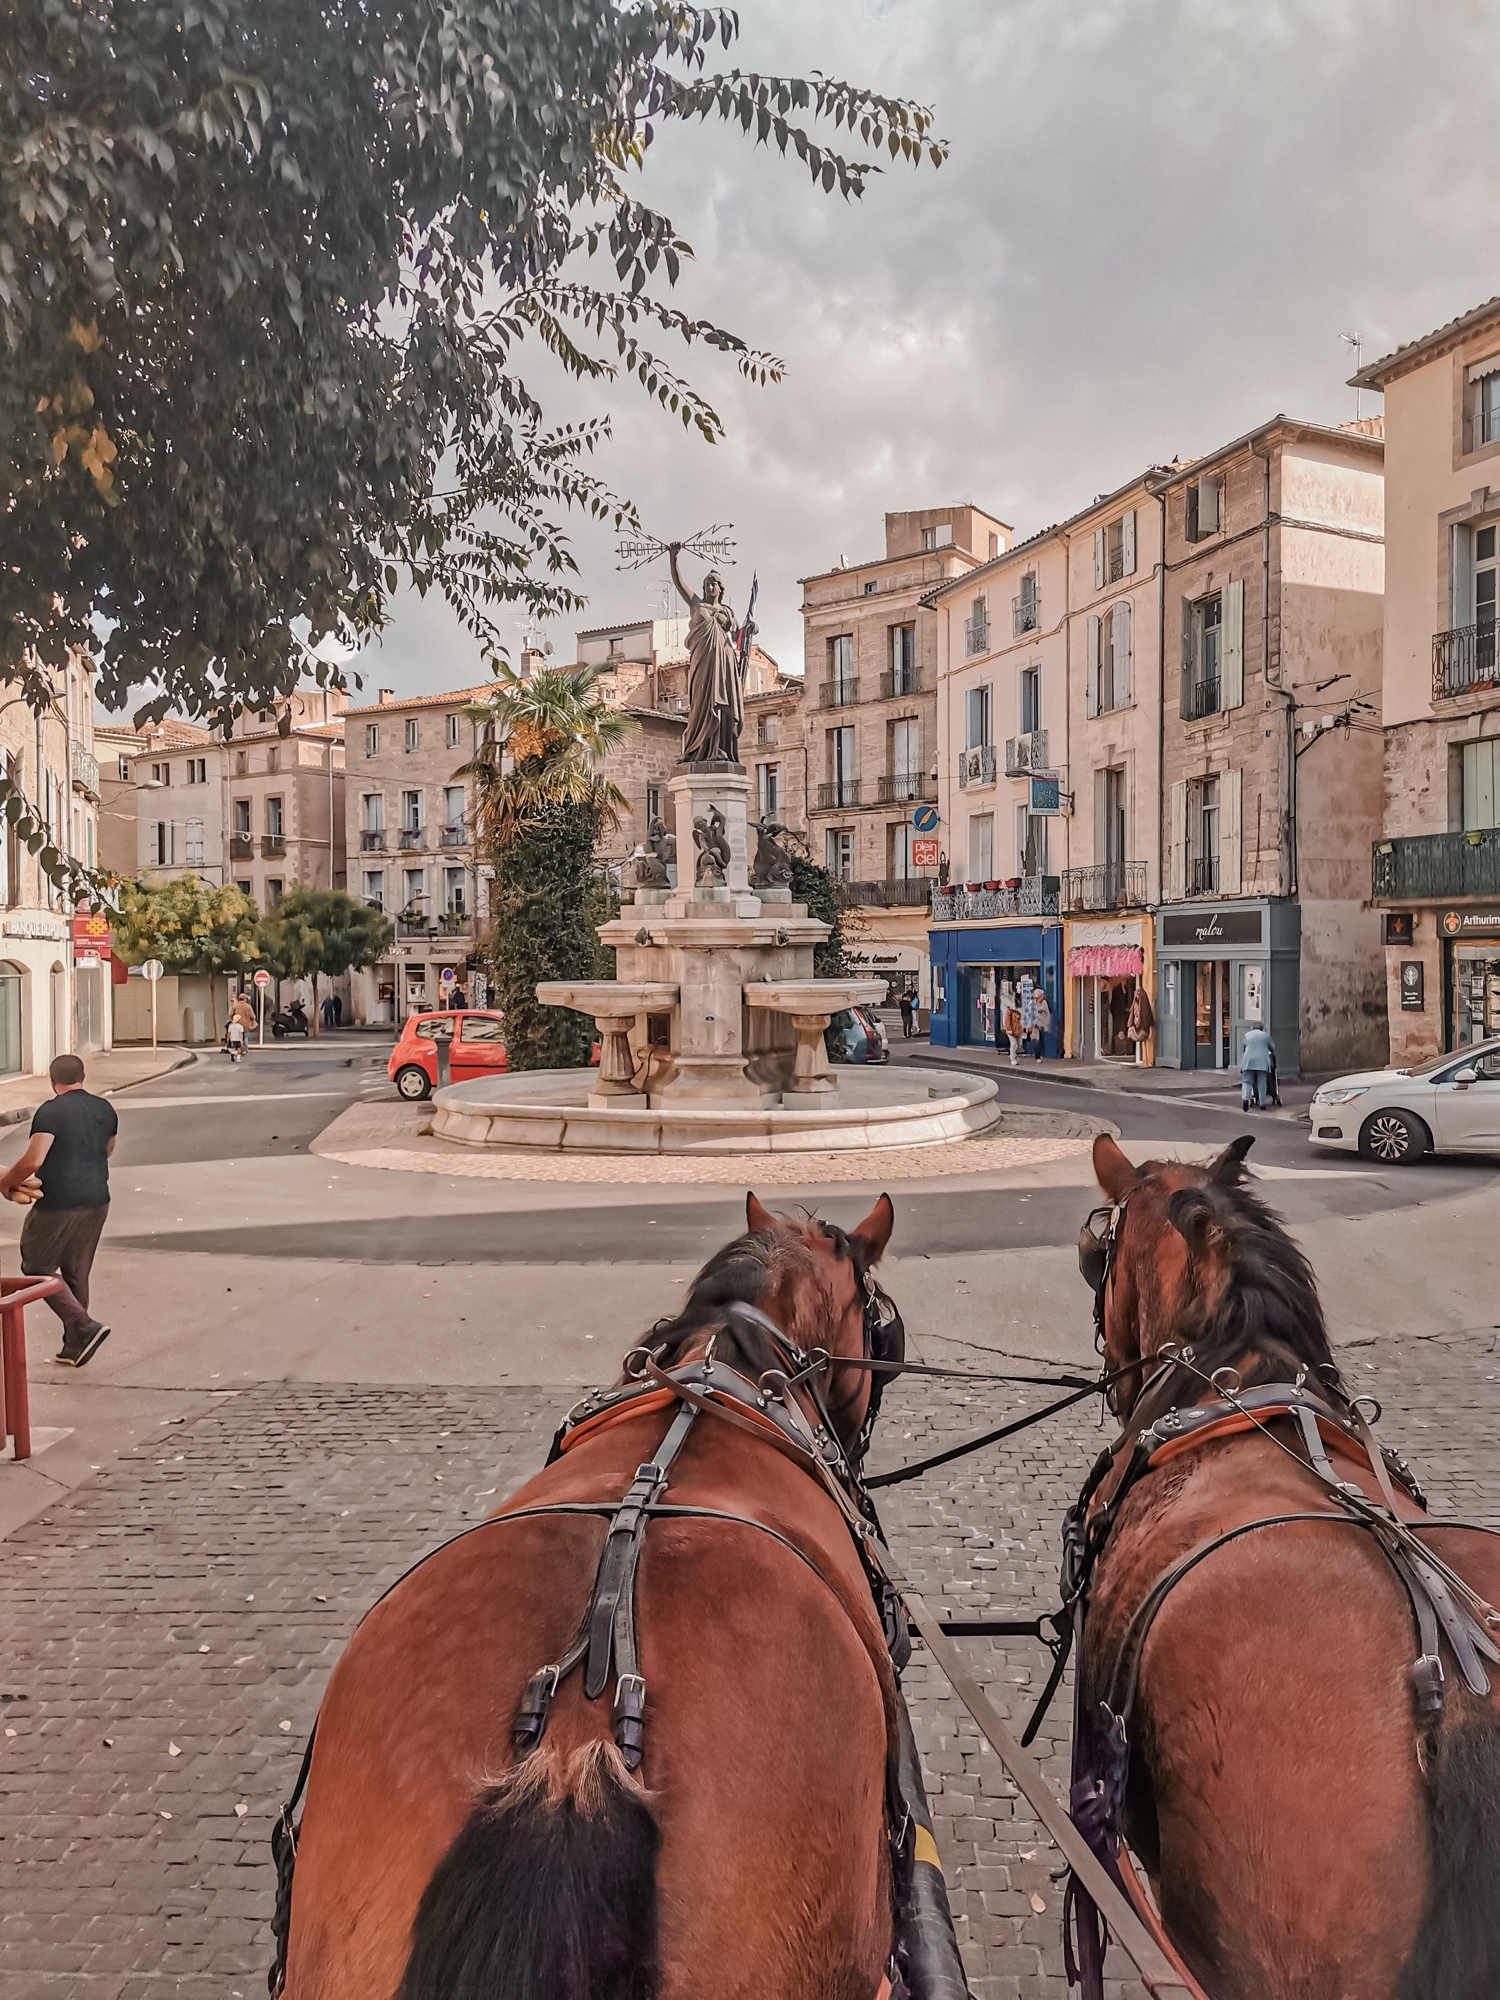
top-left (0, 1278), bottom-right (63, 1463)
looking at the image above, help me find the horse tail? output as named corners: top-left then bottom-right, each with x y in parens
top-left (1400, 1704), bottom-right (1500, 2000)
top-left (396, 1737), bottom-right (660, 2000)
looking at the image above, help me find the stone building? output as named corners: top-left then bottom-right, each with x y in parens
top-left (745, 677), bottom-right (807, 844)
top-left (1151, 418), bottom-right (1386, 1076)
top-left (1353, 298), bottom-right (1500, 1064)
top-left (803, 506), bottom-right (1007, 999)
top-left (95, 717), bottom-right (212, 881)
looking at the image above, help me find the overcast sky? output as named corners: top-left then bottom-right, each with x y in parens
top-left (357, 0), bottom-right (1500, 694)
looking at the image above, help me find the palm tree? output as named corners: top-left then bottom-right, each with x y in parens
top-left (461, 660), bottom-right (636, 851)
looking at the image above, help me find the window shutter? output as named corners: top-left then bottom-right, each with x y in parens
top-left (1450, 523), bottom-right (1474, 627)
top-left (1093, 530), bottom-right (1106, 591)
top-left (1222, 578), bottom-right (1245, 707)
top-left (1113, 601), bottom-right (1132, 705)
top-left (1180, 600), bottom-right (1195, 717)
top-left (1122, 509), bottom-right (1137, 576)
top-left (1086, 614), bottom-right (1101, 718)
top-left (1184, 483), bottom-right (1199, 544)
top-left (1094, 769), bottom-right (1109, 866)
top-left (1168, 782), bottom-right (1187, 901)
top-left (1220, 767), bottom-right (1243, 896)
top-left (1198, 475), bottom-right (1220, 536)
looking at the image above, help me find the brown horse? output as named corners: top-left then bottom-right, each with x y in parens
top-left (1076, 1132), bottom-right (1500, 2000)
top-left (279, 1192), bottom-right (903, 2000)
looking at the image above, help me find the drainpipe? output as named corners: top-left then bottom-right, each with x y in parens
top-left (1253, 441), bottom-right (1294, 898)
top-left (1155, 485), bottom-right (1167, 907)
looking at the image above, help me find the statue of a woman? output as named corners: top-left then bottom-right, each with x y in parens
top-left (669, 545), bottom-right (749, 764)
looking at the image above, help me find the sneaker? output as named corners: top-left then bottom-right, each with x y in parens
top-left (55, 1324), bottom-right (110, 1368)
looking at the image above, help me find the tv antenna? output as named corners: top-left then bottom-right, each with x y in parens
top-left (616, 524), bottom-right (736, 573)
top-left (1341, 331), bottom-right (1364, 420)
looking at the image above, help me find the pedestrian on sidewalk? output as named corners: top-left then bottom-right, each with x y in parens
top-left (1031, 986), bottom-right (1051, 1060)
top-left (226, 1017), bottom-right (246, 1064)
top-left (332, 991), bottom-right (343, 1027)
top-left (898, 990), bottom-right (914, 1040)
top-left (321, 993), bottom-right (337, 1031)
top-left (229, 992), bottom-right (257, 1052)
top-left (0, 1054), bottom-right (116, 1367)
top-left (1000, 998), bottom-right (1023, 1067)
top-left (1240, 1025), bottom-right (1274, 1110)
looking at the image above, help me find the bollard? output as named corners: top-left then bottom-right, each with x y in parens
top-left (436, 1034), bottom-right (451, 1090)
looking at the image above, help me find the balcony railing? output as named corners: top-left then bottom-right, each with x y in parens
top-left (957, 744), bottom-right (997, 789)
top-left (833, 878), bottom-right (935, 909)
top-left (398, 827), bottom-right (425, 849)
top-left (817, 779), bottom-right (861, 809)
top-left (229, 833), bottom-right (254, 860)
top-left (1004, 730), bottom-right (1049, 776)
top-left (878, 667), bottom-right (921, 701)
top-left (1061, 861), bottom-right (1148, 912)
top-left (876, 772), bottom-right (937, 804)
top-left (1190, 854), bottom-right (1220, 894)
top-left (1108, 547), bottom-right (1126, 583)
top-left (819, 678), bottom-right (860, 708)
top-left (931, 875), bottom-right (1059, 923)
top-left (261, 833), bottom-right (286, 856)
top-left (1433, 622), bottom-right (1500, 700)
top-left (1187, 677), bottom-right (1221, 720)
top-left (1373, 829), bottom-right (1500, 901)
top-left (359, 829), bottom-right (386, 851)
top-left (1012, 592), bottom-right (1039, 638)
top-left (964, 613), bottom-right (989, 658)
top-left (396, 917), bottom-right (433, 939)
top-left (439, 823), bottom-right (467, 847)
top-left (70, 746), bottom-right (99, 798)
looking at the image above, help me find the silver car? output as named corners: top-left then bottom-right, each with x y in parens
top-left (1308, 1036), bottom-right (1500, 1163)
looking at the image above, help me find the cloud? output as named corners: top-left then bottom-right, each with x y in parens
top-left (366, 0), bottom-right (1500, 692)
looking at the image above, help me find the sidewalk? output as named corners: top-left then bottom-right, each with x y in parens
top-left (890, 1038), bottom-right (1315, 1114)
top-left (0, 1046), bottom-right (195, 1126)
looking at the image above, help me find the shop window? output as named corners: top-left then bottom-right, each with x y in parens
top-left (1241, 962), bottom-right (1264, 1025)
top-left (931, 964), bottom-right (947, 1016)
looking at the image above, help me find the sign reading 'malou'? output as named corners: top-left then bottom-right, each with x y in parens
top-left (1161, 908), bottom-right (1264, 948)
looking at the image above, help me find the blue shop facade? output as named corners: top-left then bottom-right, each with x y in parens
top-left (927, 917), bottom-right (1064, 1054)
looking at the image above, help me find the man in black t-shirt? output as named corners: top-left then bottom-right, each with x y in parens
top-left (0, 1054), bottom-right (117, 1367)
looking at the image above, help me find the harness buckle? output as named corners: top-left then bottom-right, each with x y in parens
top-left (1411, 1652), bottom-right (1445, 1716)
top-left (514, 1663), bottom-right (561, 1755)
top-left (612, 1674), bottom-right (648, 1772)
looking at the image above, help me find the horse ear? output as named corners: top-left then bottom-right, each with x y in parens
top-left (1093, 1133), bottom-right (1137, 1201)
top-left (849, 1192), bottom-right (895, 1266)
top-left (1208, 1135), bottom-right (1255, 1184)
top-left (1168, 1187), bottom-right (1224, 1261)
top-left (746, 1192), bottom-right (777, 1234)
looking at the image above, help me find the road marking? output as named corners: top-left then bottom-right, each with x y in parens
top-left (109, 1092), bottom-right (354, 1107)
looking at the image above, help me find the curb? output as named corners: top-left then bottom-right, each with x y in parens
top-left (0, 1049), bottom-right (197, 1127)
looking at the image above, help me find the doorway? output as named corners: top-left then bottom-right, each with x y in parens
top-left (1191, 961), bottom-right (1231, 1069)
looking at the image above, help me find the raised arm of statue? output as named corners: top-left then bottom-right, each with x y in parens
top-left (668, 544), bottom-right (693, 610)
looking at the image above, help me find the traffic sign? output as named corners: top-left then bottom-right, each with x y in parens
top-left (440, 967), bottom-right (456, 987)
top-left (253, 968), bottom-right (272, 988)
top-left (911, 838), bottom-right (940, 869)
top-left (911, 803), bottom-right (939, 835)
top-left (141, 958), bottom-right (164, 982)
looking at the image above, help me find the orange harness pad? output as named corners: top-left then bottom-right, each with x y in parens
top-left (558, 1383), bottom-right (797, 1458)
top-left (1146, 1406), bottom-right (1372, 1476)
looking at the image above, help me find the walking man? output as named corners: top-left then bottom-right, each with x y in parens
top-left (1240, 1025), bottom-right (1275, 1110)
top-left (898, 990), bottom-right (914, 1040)
top-left (0, 1054), bottom-right (116, 1366)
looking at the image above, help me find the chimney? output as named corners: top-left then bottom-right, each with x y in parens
top-left (378, 688), bottom-right (395, 705)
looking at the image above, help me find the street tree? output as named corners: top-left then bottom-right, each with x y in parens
top-left (2, 1), bottom-right (945, 741)
top-left (111, 876), bottom-right (261, 1038)
top-left (463, 663), bottom-right (634, 1069)
top-left (256, 888), bottom-right (392, 1034)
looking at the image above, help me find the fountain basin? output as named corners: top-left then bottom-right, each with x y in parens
top-left (428, 1063), bottom-right (1003, 1156)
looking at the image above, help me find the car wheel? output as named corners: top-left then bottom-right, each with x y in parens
top-left (395, 1064), bottom-right (432, 1102)
top-left (1358, 1109), bottom-right (1426, 1165)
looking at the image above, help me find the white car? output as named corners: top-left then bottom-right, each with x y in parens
top-left (1309, 1036), bottom-right (1500, 1163)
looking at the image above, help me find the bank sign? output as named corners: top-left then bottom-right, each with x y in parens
top-left (1161, 908), bottom-right (1264, 948)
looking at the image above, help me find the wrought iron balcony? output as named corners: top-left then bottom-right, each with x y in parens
top-left (1190, 854), bottom-right (1220, 894)
top-left (816, 779), bottom-right (861, 809)
top-left (876, 772), bottom-right (937, 804)
top-left (878, 667), bottom-right (921, 701)
top-left (396, 917), bottom-right (434, 939)
top-left (1061, 861), bottom-right (1148, 912)
top-left (261, 833), bottom-right (286, 856)
top-left (957, 744), bottom-right (996, 789)
top-left (229, 833), bottom-right (254, 860)
top-left (1187, 677), bottom-right (1221, 720)
top-left (439, 823), bottom-right (467, 847)
top-left (1432, 622), bottom-right (1500, 700)
top-left (1004, 730), bottom-right (1049, 777)
top-left (833, 878), bottom-right (935, 909)
top-left (819, 678), bottom-right (860, 708)
top-left (1373, 829), bottom-right (1500, 901)
top-left (930, 875), bottom-right (1059, 922)
top-left (359, 829), bottom-right (386, 851)
top-left (1012, 592), bottom-right (1039, 638)
top-left (964, 612), bottom-right (990, 658)
top-left (70, 747), bottom-right (99, 799)
top-left (398, 827), bottom-right (425, 849)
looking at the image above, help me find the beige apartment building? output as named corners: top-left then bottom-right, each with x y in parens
top-left (1354, 298), bottom-right (1500, 1064)
top-left (95, 717), bottom-right (212, 880)
top-left (803, 506), bottom-right (1008, 996)
top-left (1152, 418), bottom-right (1386, 1076)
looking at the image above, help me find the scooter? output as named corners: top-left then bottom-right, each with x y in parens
top-left (270, 1001), bottom-right (310, 1039)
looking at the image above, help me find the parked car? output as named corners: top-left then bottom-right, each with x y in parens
top-left (1308, 1036), bottom-right (1500, 1163)
top-left (835, 1005), bottom-right (890, 1065)
top-left (389, 1010), bottom-right (507, 1101)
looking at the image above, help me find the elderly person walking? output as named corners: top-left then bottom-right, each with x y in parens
top-left (1240, 1025), bottom-right (1275, 1110)
top-left (0, 1054), bottom-right (116, 1366)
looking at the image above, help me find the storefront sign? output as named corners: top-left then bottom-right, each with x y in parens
top-left (1160, 908), bottom-right (1263, 948)
top-left (1400, 960), bottom-right (1425, 1011)
top-left (845, 947), bottom-right (925, 973)
top-left (1441, 909), bottom-right (1500, 937)
top-left (1383, 912), bottom-right (1414, 946)
top-left (3, 915), bottom-right (68, 941)
top-left (910, 838), bottom-right (940, 868)
top-left (1069, 918), bottom-right (1142, 949)
top-left (1028, 774), bottom-right (1061, 815)
top-left (73, 912), bottom-right (111, 945)
top-left (911, 804), bottom-right (939, 834)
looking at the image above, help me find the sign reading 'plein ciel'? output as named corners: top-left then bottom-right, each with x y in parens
top-left (1160, 909), bottom-right (1265, 948)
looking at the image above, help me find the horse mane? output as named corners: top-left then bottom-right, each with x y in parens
top-left (1164, 1169), bottom-right (1337, 1390)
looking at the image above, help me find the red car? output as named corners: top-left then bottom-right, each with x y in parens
top-left (389, 1010), bottom-right (508, 1101)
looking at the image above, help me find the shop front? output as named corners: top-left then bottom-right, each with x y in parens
top-left (927, 920), bottom-right (1063, 1054)
top-left (842, 943), bottom-right (928, 1011)
top-left (1065, 916), bottom-right (1154, 1064)
top-left (1441, 908), bottom-right (1500, 1049)
top-left (1154, 900), bottom-right (1300, 1074)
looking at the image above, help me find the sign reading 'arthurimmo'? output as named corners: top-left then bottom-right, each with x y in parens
top-left (1161, 908), bottom-right (1264, 948)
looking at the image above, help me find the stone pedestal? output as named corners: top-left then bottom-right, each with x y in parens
top-left (669, 764), bottom-right (758, 912)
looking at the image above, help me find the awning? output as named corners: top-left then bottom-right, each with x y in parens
top-left (1067, 945), bottom-right (1142, 978)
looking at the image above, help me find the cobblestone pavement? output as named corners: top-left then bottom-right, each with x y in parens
top-left (2, 1323), bottom-right (1497, 1998)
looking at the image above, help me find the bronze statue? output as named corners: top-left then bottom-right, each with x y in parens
top-left (670, 545), bottom-right (752, 764)
top-left (749, 815), bottom-right (796, 890)
top-left (693, 805), bottom-right (730, 886)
